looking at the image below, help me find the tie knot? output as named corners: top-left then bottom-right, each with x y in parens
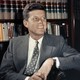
top-left (35, 41), bottom-right (39, 49)
top-left (36, 41), bottom-right (39, 44)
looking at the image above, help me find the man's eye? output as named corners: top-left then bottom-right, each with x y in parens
top-left (43, 17), bottom-right (46, 20)
top-left (33, 17), bottom-right (39, 21)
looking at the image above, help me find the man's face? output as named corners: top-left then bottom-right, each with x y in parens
top-left (24, 10), bottom-right (47, 37)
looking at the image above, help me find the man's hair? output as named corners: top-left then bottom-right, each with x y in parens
top-left (23, 3), bottom-right (46, 20)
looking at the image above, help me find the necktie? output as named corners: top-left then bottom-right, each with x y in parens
top-left (24, 41), bottom-right (39, 75)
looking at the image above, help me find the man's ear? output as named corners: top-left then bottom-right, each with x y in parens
top-left (23, 20), bottom-right (28, 28)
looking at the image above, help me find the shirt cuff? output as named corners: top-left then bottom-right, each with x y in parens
top-left (25, 76), bottom-right (30, 80)
top-left (53, 57), bottom-right (60, 68)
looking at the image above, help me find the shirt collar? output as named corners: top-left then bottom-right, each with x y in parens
top-left (29, 36), bottom-right (43, 45)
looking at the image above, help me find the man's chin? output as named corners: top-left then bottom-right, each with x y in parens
top-left (36, 33), bottom-right (44, 36)
top-left (38, 32), bottom-right (45, 35)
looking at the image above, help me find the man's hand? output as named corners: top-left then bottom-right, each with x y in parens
top-left (28, 72), bottom-right (44, 80)
top-left (38, 58), bottom-right (54, 80)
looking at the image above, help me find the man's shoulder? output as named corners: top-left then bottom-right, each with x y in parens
top-left (10, 35), bottom-right (28, 44)
top-left (45, 34), bottom-right (65, 46)
top-left (46, 34), bottom-right (64, 40)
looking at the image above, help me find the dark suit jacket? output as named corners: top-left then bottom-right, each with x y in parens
top-left (0, 33), bottom-right (80, 80)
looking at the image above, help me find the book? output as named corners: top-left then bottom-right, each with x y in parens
top-left (0, 23), bottom-right (3, 41)
top-left (2, 23), bottom-right (9, 41)
top-left (8, 22), bottom-right (13, 39)
top-left (10, 0), bottom-right (15, 19)
top-left (51, 24), bottom-right (60, 36)
top-left (54, 0), bottom-right (57, 19)
top-left (36, 0), bottom-right (40, 3)
top-left (57, 0), bottom-right (62, 19)
top-left (4, 1), bottom-right (11, 19)
top-left (30, 0), bottom-right (36, 3)
top-left (46, 0), bottom-right (51, 19)
top-left (51, 0), bottom-right (55, 19)
top-left (0, 4), bottom-right (4, 19)
top-left (61, 0), bottom-right (68, 19)
top-left (47, 22), bottom-right (52, 34)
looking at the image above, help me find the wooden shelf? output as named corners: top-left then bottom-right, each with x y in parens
top-left (47, 19), bottom-right (69, 24)
top-left (0, 19), bottom-right (23, 23)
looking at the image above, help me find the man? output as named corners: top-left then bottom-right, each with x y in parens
top-left (0, 3), bottom-right (80, 80)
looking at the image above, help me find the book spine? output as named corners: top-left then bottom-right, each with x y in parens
top-left (51, 24), bottom-right (60, 35)
top-left (54, 0), bottom-right (57, 19)
top-left (2, 23), bottom-right (9, 41)
top-left (36, 0), bottom-right (40, 3)
top-left (0, 23), bottom-right (3, 41)
top-left (63, 0), bottom-right (68, 19)
top-left (46, 0), bottom-right (51, 19)
top-left (61, 0), bottom-right (68, 19)
top-left (4, 1), bottom-right (10, 19)
top-left (57, 0), bottom-right (62, 19)
top-left (0, 4), bottom-right (4, 19)
top-left (8, 22), bottom-right (13, 39)
top-left (47, 22), bottom-right (52, 34)
top-left (11, 0), bottom-right (15, 19)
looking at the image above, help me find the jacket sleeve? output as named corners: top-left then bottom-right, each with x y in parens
top-left (58, 36), bottom-right (80, 71)
top-left (0, 39), bottom-right (26, 80)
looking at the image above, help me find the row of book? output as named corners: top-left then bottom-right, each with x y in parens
top-left (45, 0), bottom-right (68, 19)
top-left (0, 0), bottom-right (68, 19)
top-left (47, 22), bottom-right (69, 40)
top-left (0, 22), bottom-right (27, 41)
top-left (0, 22), bottom-right (68, 41)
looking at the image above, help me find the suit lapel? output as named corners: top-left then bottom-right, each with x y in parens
top-left (17, 35), bottom-right (29, 72)
top-left (39, 34), bottom-right (53, 67)
top-left (23, 35), bottom-right (30, 66)
top-left (17, 35), bottom-right (29, 74)
top-left (22, 35), bottom-right (29, 65)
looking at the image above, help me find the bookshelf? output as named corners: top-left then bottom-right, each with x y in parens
top-left (0, 0), bottom-right (75, 63)
top-left (73, 0), bottom-right (80, 52)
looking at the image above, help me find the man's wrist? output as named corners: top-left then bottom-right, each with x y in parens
top-left (48, 58), bottom-right (54, 67)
